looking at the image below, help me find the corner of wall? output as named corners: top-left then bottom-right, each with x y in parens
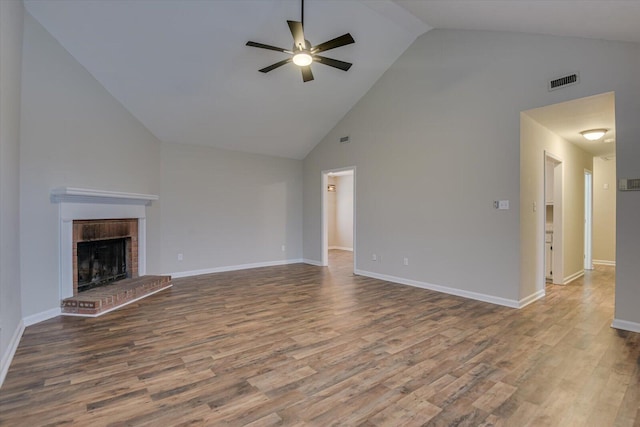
top-left (0, 320), bottom-right (25, 388)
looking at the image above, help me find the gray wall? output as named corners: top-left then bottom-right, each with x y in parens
top-left (0, 0), bottom-right (24, 381)
top-left (19, 12), bottom-right (162, 318)
top-left (303, 29), bottom-right (640, 318)
top-left (593, 157), bottom-right (616, 264)
top-left (19, 13), bottom-right (304, 321)
top-left (159, 141), bottom-right (303, 275)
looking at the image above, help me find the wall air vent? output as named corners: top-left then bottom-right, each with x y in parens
top-left (619, 178), bottom-right (640, 191)
top-left (339, 136), bottom-right (351, 144)
top-left (548, 73), bottom-right (579, 91)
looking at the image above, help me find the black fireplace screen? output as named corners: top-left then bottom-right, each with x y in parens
top-left (77, 238), bottom-right (128, 292)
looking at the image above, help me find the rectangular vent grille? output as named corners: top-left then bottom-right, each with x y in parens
top-left (548, 73), bottom-right (579, 91)
top-left (619, 178), bottom-right (640, 191)
top-left (339, 136), bottom-right (351, 144)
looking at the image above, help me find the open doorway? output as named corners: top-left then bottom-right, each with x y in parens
top-left (521, 91), bottom-right (616, 303)
top-left (544, 153), bottom-right (563, 285)
top-left (321, 168), bottom-right (356, 271)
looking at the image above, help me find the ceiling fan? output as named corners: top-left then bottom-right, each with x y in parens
top-left (246, 0), bottom-right (355, 82)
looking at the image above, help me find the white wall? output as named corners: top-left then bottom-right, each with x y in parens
top-left (328, 174), bottom-right (353, 250)
top-left (0, 0), bottom-right (24, 384)
top-left (520, 114), bottom-right (593, 296)
top-left (159, 142), bottom-right (303, 275)
top-left (19, 12), bottom-right (162, 319)
top-left (593, 157), bottom-right (616, 264)
top-left (303, 29), bottom-right (640, 316)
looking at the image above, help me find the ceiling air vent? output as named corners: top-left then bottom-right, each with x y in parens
top-left (548, 72), bottom-right (579, 91)
top-left (339, 136), bottom-right (351, 144)
top-left (619, 178), bottom-right (640, 191)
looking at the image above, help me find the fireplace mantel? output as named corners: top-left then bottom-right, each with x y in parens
top-left (51, 187), bottom-right (158, 205)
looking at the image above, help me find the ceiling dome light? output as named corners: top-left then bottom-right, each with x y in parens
top-left (580, 129), bottom-right (608, 141)
top-left (292, 52), bottom-right (312, 67)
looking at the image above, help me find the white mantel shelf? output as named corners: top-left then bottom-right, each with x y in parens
top-left (50, 187), bottom-right (159, 205)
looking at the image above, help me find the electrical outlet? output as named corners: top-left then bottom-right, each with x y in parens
top-left (372, 253), bottom-right (377, 261)
top-left (177, 253), bottom-right (183, 261)
top-left (403, 257), bottom-right (409, 266)
top-left (281, 245), bottom-right (286, 252)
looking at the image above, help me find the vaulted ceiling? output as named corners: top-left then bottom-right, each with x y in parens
top-left (24, 1), bottom-right (640, 159)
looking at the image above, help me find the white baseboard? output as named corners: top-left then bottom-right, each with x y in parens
top-left (328, 246), bottom-right (353, 252)
top-left (518, 289), bottom-right (545, 308)
top-left (1, 320), bottom-right (25, 388)
top-left (563, 270), bottom-right (585, 285)
top-left (170, 258), bottom-right (304, 279)
top-left (24, 307), bottom-right (61, 327)
top-left (593, 259), bottom-right (616, 266)
top-left (354, 269), bottom-right (520, 308)
top-left (303, 259), bottom-right (324, 266)
top-left (611, 319), bottom-right (640, 333)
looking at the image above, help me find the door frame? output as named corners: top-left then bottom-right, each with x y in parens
top-left (584, 169), bottom-right (593, 270)
top-left (544, 151), bottom-right (564, 286)
top-left (321, 167), bottom-right (356, 271)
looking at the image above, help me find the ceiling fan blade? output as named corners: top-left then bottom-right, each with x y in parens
top-left (313, 55), bottom-right (352, 72)
top-left (312, 33), bottom-right (355, 54)
top-left (287, 20), bottom-right (306, 50)
top-left (259, 58), bottom-right (293, 73)
top-left (301, 66), bottom-right (314, 82)
top-left (246, 41), bottom-right (292, 54)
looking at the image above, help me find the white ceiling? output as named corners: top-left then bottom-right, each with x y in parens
top-left (24, 1), bottom-right (640, 160)
top-left (394, 0), bottom-right (640, 43)
top-left (24, 0), bottom-right (428, 159)
top-left (524, 92), bottom-right (616, 158)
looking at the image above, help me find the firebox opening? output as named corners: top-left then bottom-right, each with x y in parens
top-left (77, 237), bottom-right (130, 292)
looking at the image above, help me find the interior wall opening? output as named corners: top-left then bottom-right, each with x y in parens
top-left (321, 168), bottom-right (355, 271)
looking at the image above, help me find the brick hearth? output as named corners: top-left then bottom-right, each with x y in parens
top-left (61, 275), bottom-right (172, 316)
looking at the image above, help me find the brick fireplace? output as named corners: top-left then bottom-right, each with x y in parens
top-left (72, 218), bottom-right (139, 295)
top-left (50, 187), bottom-right (171, 317)
top-left (51, 187), bottom-right (158, 300)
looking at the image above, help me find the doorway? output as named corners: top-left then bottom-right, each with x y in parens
top-left (321, 167), bottom-right (355, 270)
top-left (544, 152), bottom-right (563, 285)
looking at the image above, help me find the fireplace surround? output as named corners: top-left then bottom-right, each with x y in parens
top-left (51, 187), bottom-right (158, 299)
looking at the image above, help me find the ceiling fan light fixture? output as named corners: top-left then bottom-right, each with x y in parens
top-left (580, 129), bottom-right (608, 141)
top-left (292, 51), bottom-right (312, 67)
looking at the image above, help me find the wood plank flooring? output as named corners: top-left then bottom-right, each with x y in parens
top-left (1, 250), bottom-right (638, 426)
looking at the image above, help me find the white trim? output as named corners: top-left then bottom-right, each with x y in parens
top-left (611, 319), bottom-right (640, 333)
top-left (50, 187), bottom-right (158, 205)
top-left (0, 320), bottom-right (24, 388)
top-left (354, 269), bottom-right (520, 308)
top-left (563, 269), bottom-right (584, 285)
top-left (169, 259), bottom-right (304, 279)
top-left (593, 259), bottom-right (616, 266)
top-left (303, 259), bottom-right (324, 267)
top-left (518, 289), bottom-right (546, 308)
top-left (328, 246), bottom-right (353, 251)
top-left (61, 284), bottom-right (172, 318)
top-left (24, 307), bottom-right (61, 326)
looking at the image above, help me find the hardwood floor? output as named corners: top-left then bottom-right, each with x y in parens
top-left (1, 250), bottom-right (638, 426)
